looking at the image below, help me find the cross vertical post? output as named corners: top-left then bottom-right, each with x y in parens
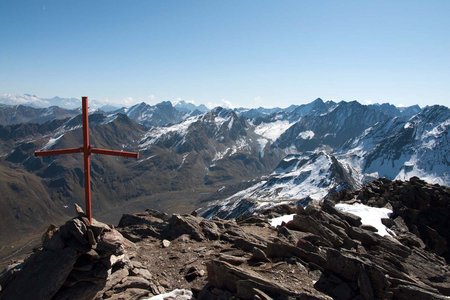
top-left (35, 96), bottom-right (139, 224)
top-left (82, 97), bottom-right (92, 223)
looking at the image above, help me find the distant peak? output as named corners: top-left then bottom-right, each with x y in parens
top-left (313, 98), bottom-right (324, 103)
top-left (156, 101), bottom-right (173, 108)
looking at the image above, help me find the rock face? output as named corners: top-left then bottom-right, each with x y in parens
top-left (330, 177), bottom-right (450, 263)
top-left (1, 179), bottom-right (450, 299)
top-left (0, 206), bottom-right (136, 300)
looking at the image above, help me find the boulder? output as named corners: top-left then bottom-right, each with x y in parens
top-left (0, 248), bottom-right (78, 300)
top-left (207, 260), bottom-right (314, 299)
top-left (265, 239), bottom-right (327, 269)
top-left (200, 220), bottom-right (220, 240)
top-left (166, 214), bottom-right (205, 241)
top-left (287, 215), bottom-right (344, 247)
top-left (346, 227), bottom-right (380, 246)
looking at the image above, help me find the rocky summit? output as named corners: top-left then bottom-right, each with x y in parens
top-left (1, 178), bottom-right (450, 300)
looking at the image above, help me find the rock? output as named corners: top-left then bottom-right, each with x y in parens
top-left (381, 218), bottom-right (395, 228)
top-left (97, 268), bottom-right (129, 296)
top-left (263, 204), bottom-right (297, 216)
top-left (67, 262), bottom-right (109, 282)
top-left (0, 248), bottom-right (78, 300)
top-left (119, 224), bottom-right (162, 242)
top-left (296, 238), bottom-right (319, 252)
top-left (219, 254), bottom-right (248, 266)
top-left (42, 224), bottom-right (65, 251)
top-left (322, 200), bottom-right (362, 227)
top-left (65, 218), bottom-right (88, 245)
top-left (346, 227), bottom-right (380, 246)
top-left (357, 265), bottom-right (375, 300)
top-left (89, 219), bottom-right (112, 239)
top-left (355, 179), bottom-right (450, 262)
top-left (130, 268), bottom-right (152, 281)
top-left (277, 226), bottom-right (329, 247)
top-left (287, 214), bottom-right (344, 247)
top-left (86, 229), bottom-right (96, 246)
top-left (325, 249), bottom-right (391, 299)
top-left (422, 225), bottom-right (448, 256)
top-left (145, 209), bottom-right (170, 221)
top-left (326, 248), bottom-right (367, 281)
top-left (332, 282), bottom-right (354, 300)
top-left (167, 214), bottom-right (205, 241)
top-left (392, 284), bottom-right (450, 300)
top-left (96, 230), bottom-right (125, 256)
top-left (237, 216), bottom-right (267, 225)
top-left (339, 211), bottom-right (362, 227)
top-left (184, 266), bottom-right (205, 282)
top-left (109, 288), bottom-right (150, 299)
top-left (200, 220), bottom-right (220, 240)
top-left (251, 247), bottom-right (270, 262)
top-left (230, 237), bottom-right (267, 253)
top-left (53, 281), bottom-right (100, 300)
top-left (118, 212), bottom-right (165, 227)
top-left (252, 288), bottom-right (273, 300)
top-left (0, 262), bottom-right (22, 292)
top-left (207, 260), bottom-right (303, 299)
top-left (114, 276), bottom-right (151, 290)
top-left (74, 203), bottom-right (87, 218)
top-left (72, 255), bottom-right (94, 272)
top-left (397, 232), bottom-right (426, 248)
top-left (80, 217), bottom-right (91, 227)
top-left (361, 224), bottom-right (378, 233)
top-left (265, 239), bottom-right (327, 268)
top-left (392, 216), bottom-right (409, 233)
top-left (162, 239), bottom-right (171, 248)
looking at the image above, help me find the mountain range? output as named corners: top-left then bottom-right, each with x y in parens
top-left (0, 96), bottom-right (448, 260)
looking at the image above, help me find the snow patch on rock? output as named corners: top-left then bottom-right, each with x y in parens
top-left (335, 203), bottom-right (393, 236)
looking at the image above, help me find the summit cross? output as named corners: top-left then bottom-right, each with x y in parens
top-left (35, 96), bottom-right (139, 224)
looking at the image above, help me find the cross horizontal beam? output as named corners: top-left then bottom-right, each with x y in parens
top-left (91, 147), bottom-right (139, 158)
top-left (34, 147), bottom-right (139, 159)
top-left (34, 147), bottom-right (83, 157)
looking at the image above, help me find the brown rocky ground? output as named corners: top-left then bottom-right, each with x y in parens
top-left (1, 177), bottom-right (450, 299)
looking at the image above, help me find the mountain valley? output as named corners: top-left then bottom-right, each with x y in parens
top-left (0, 97), bottom-right (448, 263)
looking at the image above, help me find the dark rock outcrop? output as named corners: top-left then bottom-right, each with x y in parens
top-left (0, 206), bottom-right (137, 300)
top-left (332, 177), bottom-right (450, 262)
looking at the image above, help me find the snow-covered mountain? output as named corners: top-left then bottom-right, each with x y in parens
top-left (0, 104), bottom-right (79, 126)
top-left (137, 106), bottom-right (281, 186)
top-left (173, 100), bottom-right (209, 115)
top-left (342, 105), bottom-right (450, 185)
top-left (202, 150), bottom-right (359, 219)
top-left (0, 94), bottom-right (211, 123)
top-left (0, 94), bottom-right (83, 109)
top-left (138, 107), bottom-right (250, 153)
top-left (274, 100), bottom-right (393, 151)
top-left (116, 101), bottom-right (213, 128)
top-left (201, 101), bottom-right (450, 218)
top-left (1, 96), bottom-right (448, 222)
top-left (121, 101), bottom-right (185, 128)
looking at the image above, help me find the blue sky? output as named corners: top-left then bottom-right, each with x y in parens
top-left (1, 0), bottom-right (449, 108)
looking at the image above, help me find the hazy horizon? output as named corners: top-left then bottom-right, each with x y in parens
top-left (0, 92), bottom-right (439, 110)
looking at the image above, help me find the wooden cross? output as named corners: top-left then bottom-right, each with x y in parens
top-left (35, 96), bottom-right (139, 224)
